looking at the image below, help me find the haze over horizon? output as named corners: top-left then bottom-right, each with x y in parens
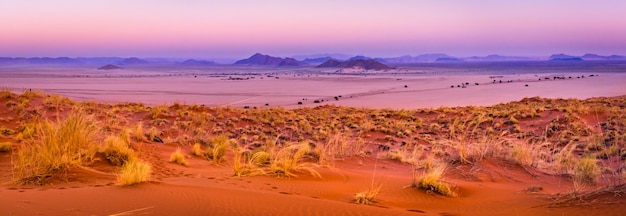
top-left (1, 0), bottom-right (625, 59)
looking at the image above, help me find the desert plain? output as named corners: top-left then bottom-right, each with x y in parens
top-left (1, 61), bottom-right (626, 215)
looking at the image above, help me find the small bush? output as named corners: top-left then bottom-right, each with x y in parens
top-left (133, 122), bottom-right (145, 142)
top-left (354, 184), bottom-right (382, 205)
top-left (13, 111), bottom-right (100, 184)
top-left (147, 127), bottom-right (160, 142)
top-left (381, 149), bottom-right (414, 164)
top-left (572, 157), bottom-right (600, 184)
top-left (0, 142), bottom-right (11, 152)
top-left (205, 135), bottom-right (231, 163)
top-left (1, 88), bottom-right (12, 99)
top-left (232, 148), bottom-right (266, 177)
top-left (103, 135), bottom-right (136, 166)
top-left (117, 159), bottom-right (152, 186)
top-left (0, 127), bottom-right (15, 136)
top-left (119, 129), bottom-right (132, 145)
top-left (414, 163), bottom-right (456, 197)
top-left (191, 143), bottom-right (204, 157)
top-left (169, 148), bottom-right (188, 166)
top-left (249, 150), bottom-right (271, 166)
top-left (510, 141), bottom-right (540, 167)
top-left (16, 123), bottom-right (36, 142)
top-left (270, 142), bottom-right (321, 178)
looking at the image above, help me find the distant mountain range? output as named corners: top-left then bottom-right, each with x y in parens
top-left (291, 53), bottom-right (352, 61)
top-left (464, 55), bottom-right (537, 62)
top-left (302, 57), bottom-right (332, 64)
top-left (548, 53), bottom-right (626, 61)
top-left (580, 53), bottom-right (626, 61)
top-left (549, 54), bottom-right (583, 61)
top-left (180, 59), bottom-right (215, 66)
top-left (234, 53), bottom-right (302, 66)
top-left (97, 64), bottom-right (123, 70)
top-left (316, 59), bottom-right (392, 70)
top-left (0, 53), bottom-right (624, 67)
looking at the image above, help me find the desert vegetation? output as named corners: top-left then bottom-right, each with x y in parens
top-left (0, 90), bottom-right (625, 211)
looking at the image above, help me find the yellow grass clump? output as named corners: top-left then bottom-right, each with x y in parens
top-left (355, 162), bottom-right (384, 205)
top-left (12, 111), bottom-right (100, 184)
top-left (270, 142), bottom-right (321, 178)
top-left (509, 139), bottom-right (546, 168)
top-left (103, 135), bottom-right (136, 166)
top-left (1, 88), bottom-right (12, 99)
top-left (169, 148), bottom-right (188, 166)
top-left (191, 143), bottom-right (204, 157)
top-left (0, 141), bottom-right (11, 152)
top-left (15, 123), bottom-right (36, 142)
top-left (205, 135), bottom-right (231, 163)
top-left (354, 184), bottom-right (382, 205)
top-left (133, 122), bottom-right (145, 142)
top-left (119, 129), bottom-right (132, 145)
top-left (572, 156), bottom-right (601, 185)
top-left (232, 148), bottom-right (266, 177)
top-left (414, 162), bottom-right (457, 197)
top-left (117, 159), bottom-right (152, 186)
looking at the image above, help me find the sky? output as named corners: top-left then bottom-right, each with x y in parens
top-left (1, 0), bottom-right (625, 59)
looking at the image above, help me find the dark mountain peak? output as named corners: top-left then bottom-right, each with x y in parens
top-left (581, 53), bottom-right (625, 61)
top-left (316, 59), bottom-right (392, 70)
top-left (97, 64), bottom-right (123, 70)
top-left (348, 55), bottom-right (373, 61)
top-left (316, 59), bottom-right (342, 68)
top-left (119, 57), bottom-right (149, 65)
top-left (582, 53), bottom-right (601, 58)
top-left (435, 57), bottom-right (463, 62)
top-left (234, 53), bottom-right (302, 66)
top-left (181, 59), bottom-right (215, 65)
top-left (302, 57), bottom-right (332, 64)
top-left (549, 54), bottom-right (583, 61)
top-left (465, 55), bottom-right (535, 62)
top-left (278, 57), bottom-right (301, 66)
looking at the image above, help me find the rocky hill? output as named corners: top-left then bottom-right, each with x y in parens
top-left (234, 53), bottom-right (302, 66)
top-left (316, 59), bottom-right (392, 70)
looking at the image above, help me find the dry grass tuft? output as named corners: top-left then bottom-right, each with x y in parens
top-left (509, 139), bottom-right (545, 168)
top-left (16, 123), bottom-right (37, 143)
top-left (119, 129), bottom-right (132, 145)
top-left (0, 141), bottom-right (11, 152)
top-left (414, 162), bottom-right (457, 197)
top-left (572, 156), bottom-right (600, 187)
top-left (270, 142), bottom-right (321, 178)
top-left (169, 148), bottom-right (188, 166)
top-left (232, 148), bottom-right (266, 177)
top-left (132, 122), bottom-right (145, 142)
top-left (12, 111), bottom-right (100, 184)
top-left (354, 184), bottom-right (382, 205)
top-left (205, 135), bottom-right (231, 163)
top-left (103, 135), bottom-right (136, 166)
top-left (117, 159), bottom-right (152, 186)
top-left (355, 160), bottom-right (384, 205)
top-left (191, 143), bottom-right (204, 157)
top-left (1, 88), bottom-right (12, 99)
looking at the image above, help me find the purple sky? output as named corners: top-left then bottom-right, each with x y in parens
top-left (1, 0), bottom-right (625, 58)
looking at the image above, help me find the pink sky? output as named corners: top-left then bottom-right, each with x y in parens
top-left (1, 0), bottom-right (625, 58)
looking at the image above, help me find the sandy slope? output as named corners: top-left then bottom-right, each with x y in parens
top-left (2, 155), bottom-right (624, 215)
